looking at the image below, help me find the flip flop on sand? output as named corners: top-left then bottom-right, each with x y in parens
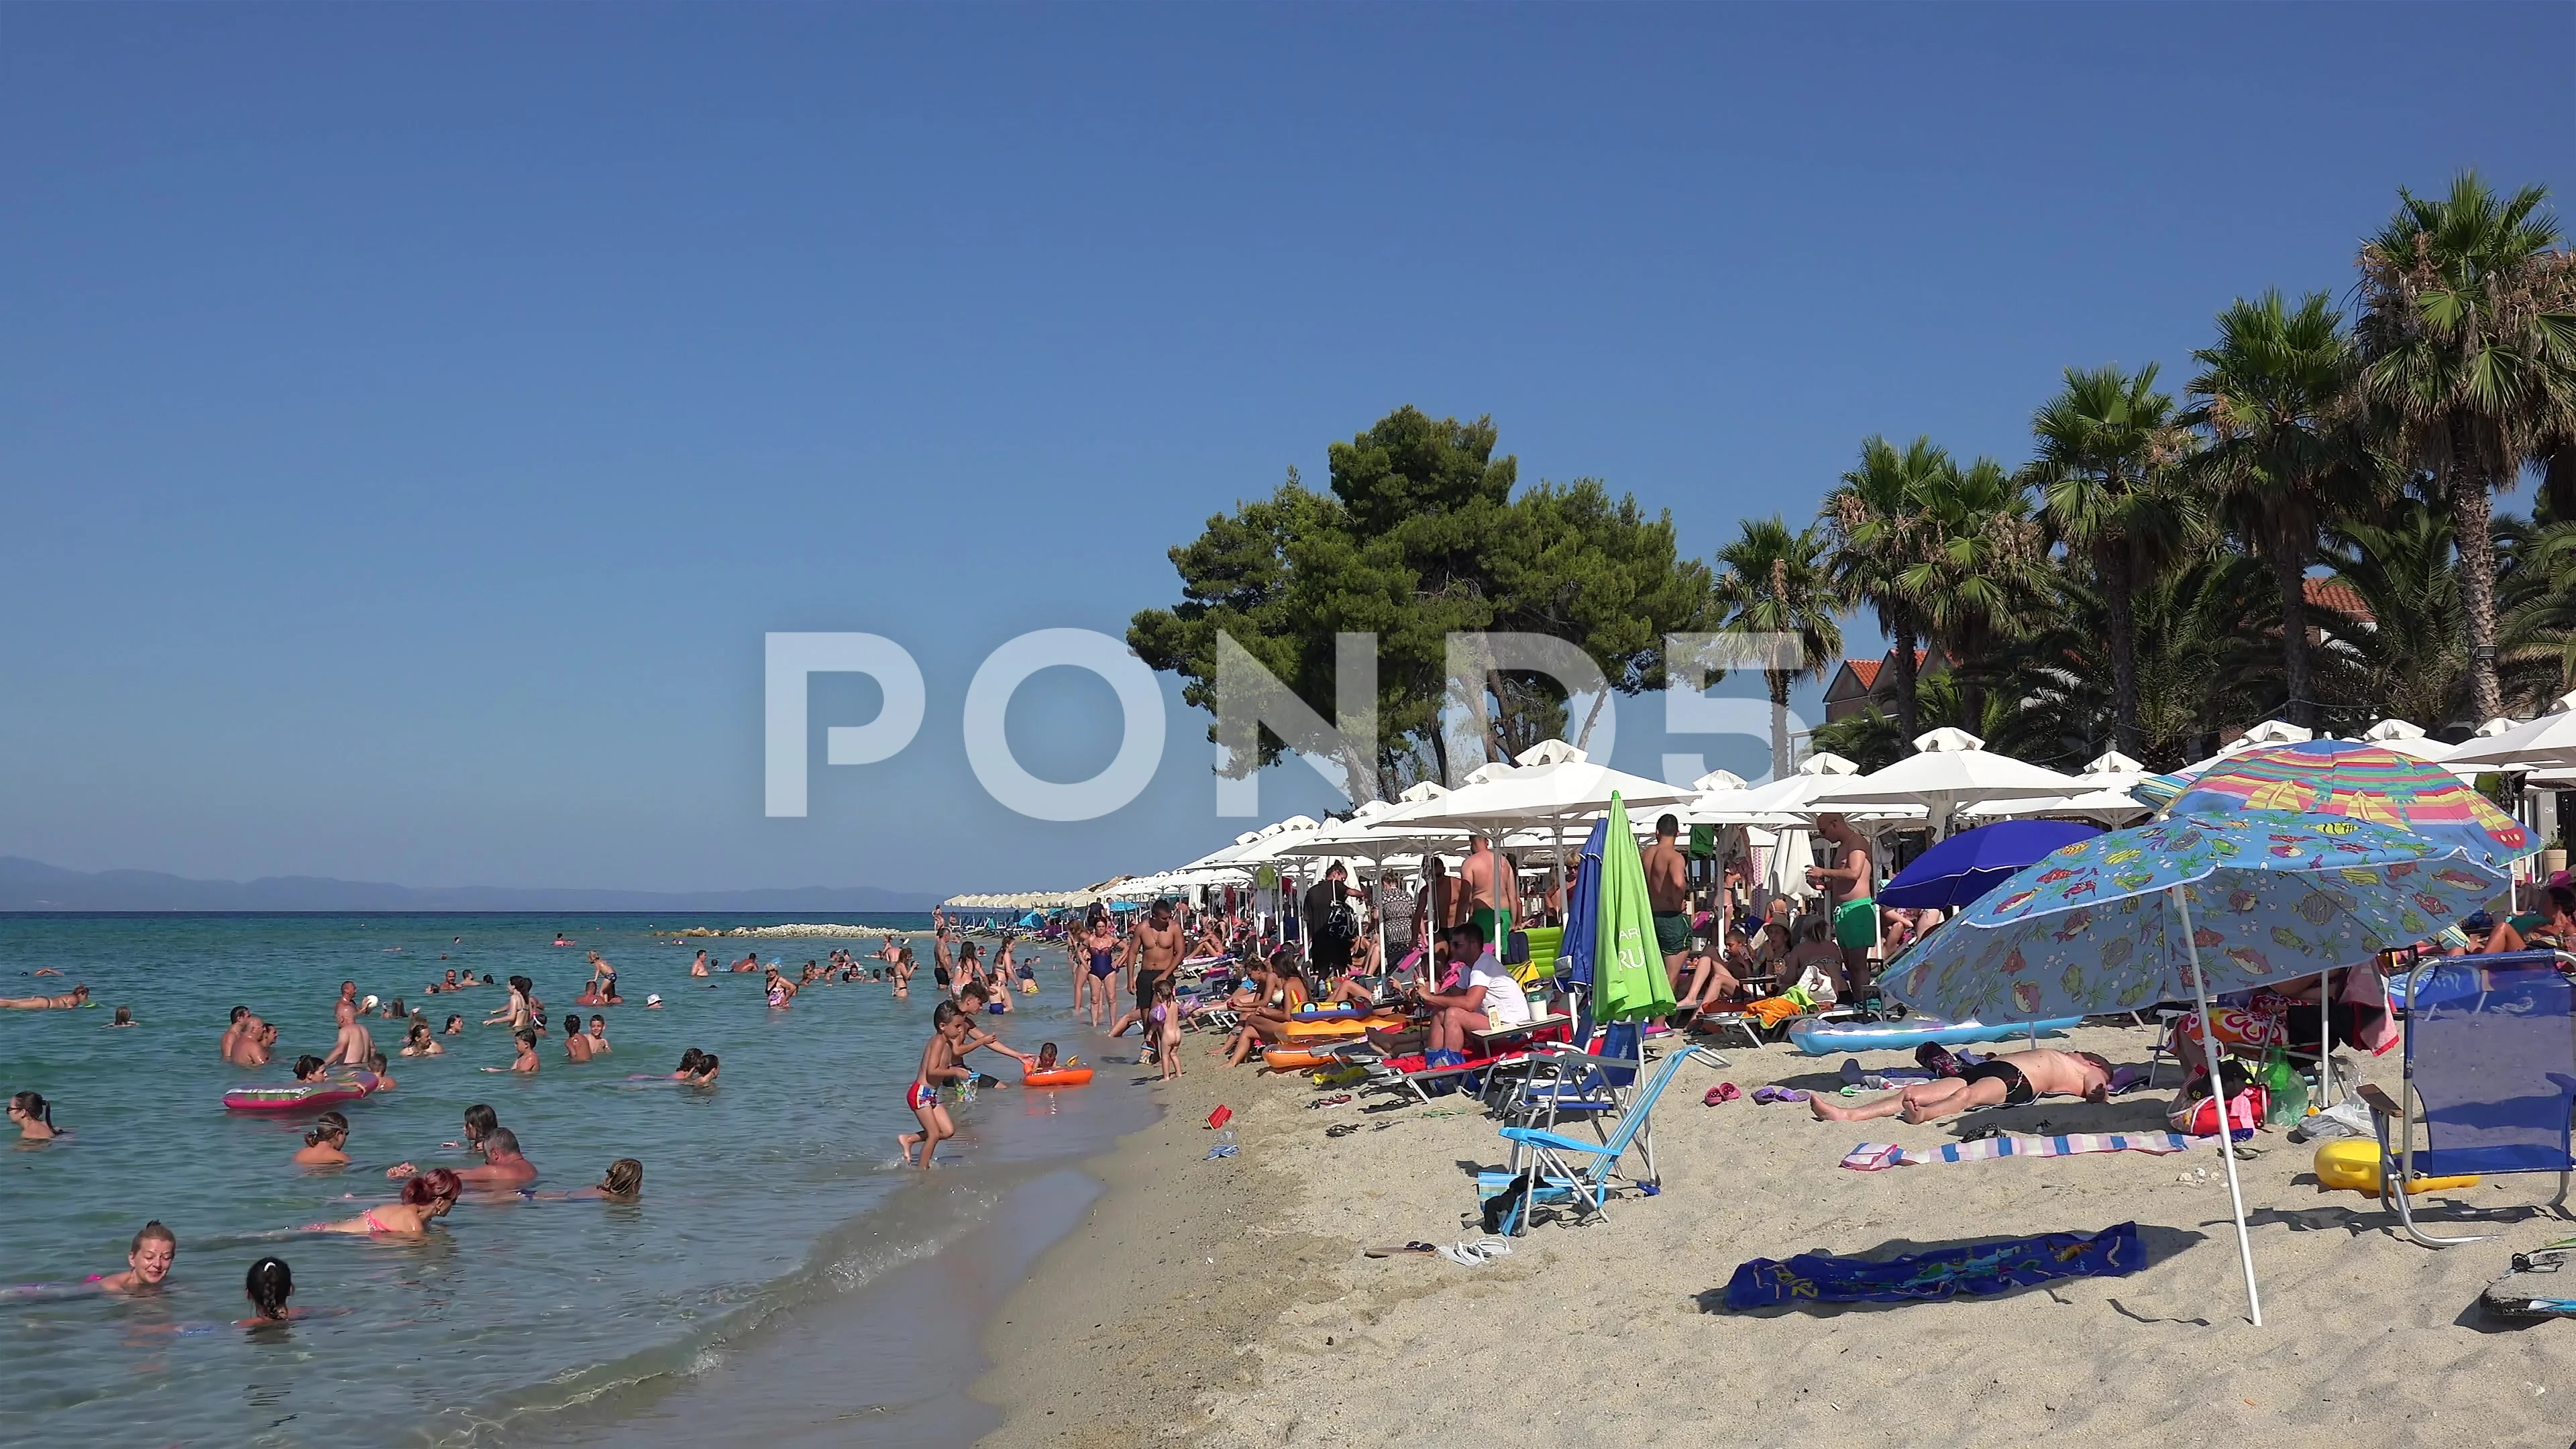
top-left (1364, 1241), bottom-right (1439, 1258)
top-left (1701, 1083), bottom-right (1741, 1106)
top-left (1436, 1243), bottom-right (1489, 1267)
top-left (1750, 1086), bottom-right (1809, 1105)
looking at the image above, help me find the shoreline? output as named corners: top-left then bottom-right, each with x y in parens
top-left (971, 1045), bottom-right (1336, 1446)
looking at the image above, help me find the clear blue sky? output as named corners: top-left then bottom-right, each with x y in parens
top-left (4, 3), bottom-right (2568, 896)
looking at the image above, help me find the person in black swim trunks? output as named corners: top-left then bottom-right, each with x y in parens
top-left (1806, 1048), bottom-right (2113, 1124)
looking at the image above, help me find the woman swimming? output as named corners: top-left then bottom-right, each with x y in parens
top-left (10, 1090), bottom-right (62, 1141)
top-left (293, 1112), bottom-right (351, 1166)
top-left (308, 1167), bottom-right (462, 1235)
top-left (524, 1158), bottom-right (643, 1201)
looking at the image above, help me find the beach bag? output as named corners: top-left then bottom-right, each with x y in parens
top-left (1320, 900), bottom-right (1360, 945)
top-left (2163, 1062), bottom-right (2267, 1139)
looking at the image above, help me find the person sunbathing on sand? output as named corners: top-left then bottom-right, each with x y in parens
top-left (1807, 1049), bottom-right (2113, 1124)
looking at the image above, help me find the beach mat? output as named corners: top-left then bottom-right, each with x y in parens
top-left (1724, 1222), bottom-right (2147, 1310)
top-left (1840, 1131), bottom-right (2195, 1171)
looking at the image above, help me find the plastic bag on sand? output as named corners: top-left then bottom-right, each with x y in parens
top-left (2288, 1091), bottom-right (2373, 1144)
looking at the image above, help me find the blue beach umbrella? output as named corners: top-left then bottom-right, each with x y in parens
top-left (1884, 808), bottom-right (2507, 1327)
top-left (1558, 816), bottom-right (1609, 991)
top-left (1879, 819), bottom-right (2104, 911)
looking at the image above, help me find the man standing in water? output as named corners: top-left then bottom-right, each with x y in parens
top-left (1110, 898), bottom-right (1185, 1055)
top-left (1457, 837), bottom-right (1518, 957)
top-left (322, 996), bottom-right (375, 1070)
top-left (1805, 812), bottom-right (1877, 1002)
top-left (1642, 813), bottom-right (1693, 993)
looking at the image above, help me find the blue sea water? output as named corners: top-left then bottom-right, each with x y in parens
top-left (0, 914), bottom-right (1148, 1448)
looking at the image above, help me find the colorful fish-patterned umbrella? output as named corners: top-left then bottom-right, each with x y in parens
top-left (1882, 809), bottom-right (2508, 1329)
top-left (2167, 739), bottom-right (2533, 868)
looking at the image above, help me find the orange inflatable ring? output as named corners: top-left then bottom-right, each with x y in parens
top-left (1022, 1067), bottom-right (1094, 1088)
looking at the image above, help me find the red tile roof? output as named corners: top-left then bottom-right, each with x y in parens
top-left (2304, 578), bottom-right (2372, 623)
top-left (1847, 659), bottom-right (1883, 689)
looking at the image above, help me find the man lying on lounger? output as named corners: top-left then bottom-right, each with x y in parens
top-left (1807, 1048), bottom-right (2112, 1124)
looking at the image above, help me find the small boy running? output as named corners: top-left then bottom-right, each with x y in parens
top-left (900, 1003), bottom-right (974, 1169)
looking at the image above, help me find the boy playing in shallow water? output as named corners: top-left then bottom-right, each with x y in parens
top-left (900, 1003), bottom-right (974, 1168)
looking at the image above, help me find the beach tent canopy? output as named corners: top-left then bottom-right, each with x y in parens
top-left (1400, 740), bottom-right (1696, 830)
top-left (2447, 690), bottom-right (2576, 771)
top-left (1796, 728), bottom-right (2081, 837)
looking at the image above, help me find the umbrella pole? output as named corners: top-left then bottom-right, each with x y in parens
top-left (2318, 967), bottom-right (2332, 1111)
top-left (2170, 884), bottom-right (2263, 1328)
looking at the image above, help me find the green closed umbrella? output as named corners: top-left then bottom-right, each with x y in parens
top-left (1592, 792), bottom-right (1677, 1022)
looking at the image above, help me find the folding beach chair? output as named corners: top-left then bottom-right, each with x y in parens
top-left (2361, 952), bottom-right (2576, 1247)
top-left (1479, 1046), bottom-right (1696, 1233)
top-left (1508, 1021), bottom-right (1644, 1137)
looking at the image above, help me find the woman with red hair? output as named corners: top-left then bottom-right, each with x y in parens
top-left (307, 1168), bottom-right (463, 1236)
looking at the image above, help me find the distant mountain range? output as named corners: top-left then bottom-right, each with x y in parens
top-left (0, 857), bottom-right (943, 914)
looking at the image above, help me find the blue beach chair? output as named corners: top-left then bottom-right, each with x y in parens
top-left (1508, 1021), bottom-right (1643, 1136)
top-left (1479, 1044), bottom-right (1695, 1233)
top-left (2361, 952), bottom-right (2576, 1247)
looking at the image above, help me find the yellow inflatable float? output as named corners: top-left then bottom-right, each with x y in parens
top-left (2312, 1138), bottom-right (2479, 1196)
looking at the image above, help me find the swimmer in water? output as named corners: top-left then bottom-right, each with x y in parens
top-left (525, 1158), bottom-right (643, 1201)
top-left (584, 1015), bottom-right (610, 1055)
top-left (0, 984), bottom-right (89, 1010)
top-left (566, 1020), bottom-right (593, 1063)
top-left (402, 1021), bottom-right (443, 1057)
top-left (291, 1053), bottom-right (329, 1083)
top-left (109, 1006), bottom-right (136, 1028)
top-left (669, 1048), bottom-right (706, 1081)
top-left (441, 1014), bottom-right (464, 1036)
top-left (484, 1026), bottom-right (541, 1073)
top-left (92, 1221), bottom-right (177, 1294)
top-left (293, 1111), bottom-right (352, 1166)
top-left (242, 1256), bottom-right (298, 1324)
top-left (359, 1051), bottom-right (394, 1092)
top-left (687, 1053), bottom-right (720, 1086)
top-left (11, 1091), bottom-right (64, 1141)
top-left (321, 998), bottom-right (374, 1071)
top-left (690, 949), bottom-right (710, 977)
top-left (309, 1169), bottom-right (463, 1235)
top-left (898, 1004), bottom-right (974, 1169)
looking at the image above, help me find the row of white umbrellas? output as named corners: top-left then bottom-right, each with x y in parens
top-left (985, 689), bottom-right (2576, 910)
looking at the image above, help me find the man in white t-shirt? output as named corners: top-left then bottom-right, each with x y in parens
top-left (1406, 923), bottom-right (1531, 1065)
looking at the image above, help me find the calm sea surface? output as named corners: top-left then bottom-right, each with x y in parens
top-left (0, 914), bottom-right (1148, 1448)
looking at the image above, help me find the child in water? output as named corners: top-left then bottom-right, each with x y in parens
top-left (898, 1003), bottom-right (973, 1169)
top-left (484, 1028), bottom-right (541, 1074)
top-left (293, 1112), bottom-right (351, 1165)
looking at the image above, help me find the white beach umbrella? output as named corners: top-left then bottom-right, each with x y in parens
top-left (1960, 788), bottom-right (2154, 826)
top-left (1796, 728), bottom-right (2082, 838)
top-left (2447, 691), bottom-right (2576, 771)
top-left (1401, 740), bottom-right (1697, 830)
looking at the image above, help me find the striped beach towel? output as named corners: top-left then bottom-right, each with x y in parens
top-left (1841, 1132), bottom-right (2196, 1171)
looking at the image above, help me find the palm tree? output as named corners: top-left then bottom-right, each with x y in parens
top-left (2500, 513), bottom-right (2576, 708)
top-left (2187, 290), bottom-right (2383, 729)
top-left (1900, 455), bottom-right (2045, 731)
top-left (1712, 516), bottom-right (1842, 777)
top-left (2318, 500), bottom-right (2470, 731)
top-left (2354, 172), bottom-right (2576, 722)
top-left (1820, 435), bottom-right (1944, 737)
top-left (2027, 364), bottom-right (2202, 757)
top-left (1978, 550), bottom-right (2276, 771)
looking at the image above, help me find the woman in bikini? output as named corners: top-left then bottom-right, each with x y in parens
top-left (308, 1167), bottom-right (464, 1235)
top-left (1221, 952), bottom-right (1311, 1067)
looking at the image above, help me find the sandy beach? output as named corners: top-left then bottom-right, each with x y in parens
top-left (978, 1020), bottom-right (2575, 1446)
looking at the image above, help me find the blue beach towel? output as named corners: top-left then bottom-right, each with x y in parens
top-left (1723, 1222), bottom-right (2147, 1310)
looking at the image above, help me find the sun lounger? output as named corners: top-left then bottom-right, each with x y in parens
top-left (2362, 952), bottom-right (2576, 1247)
